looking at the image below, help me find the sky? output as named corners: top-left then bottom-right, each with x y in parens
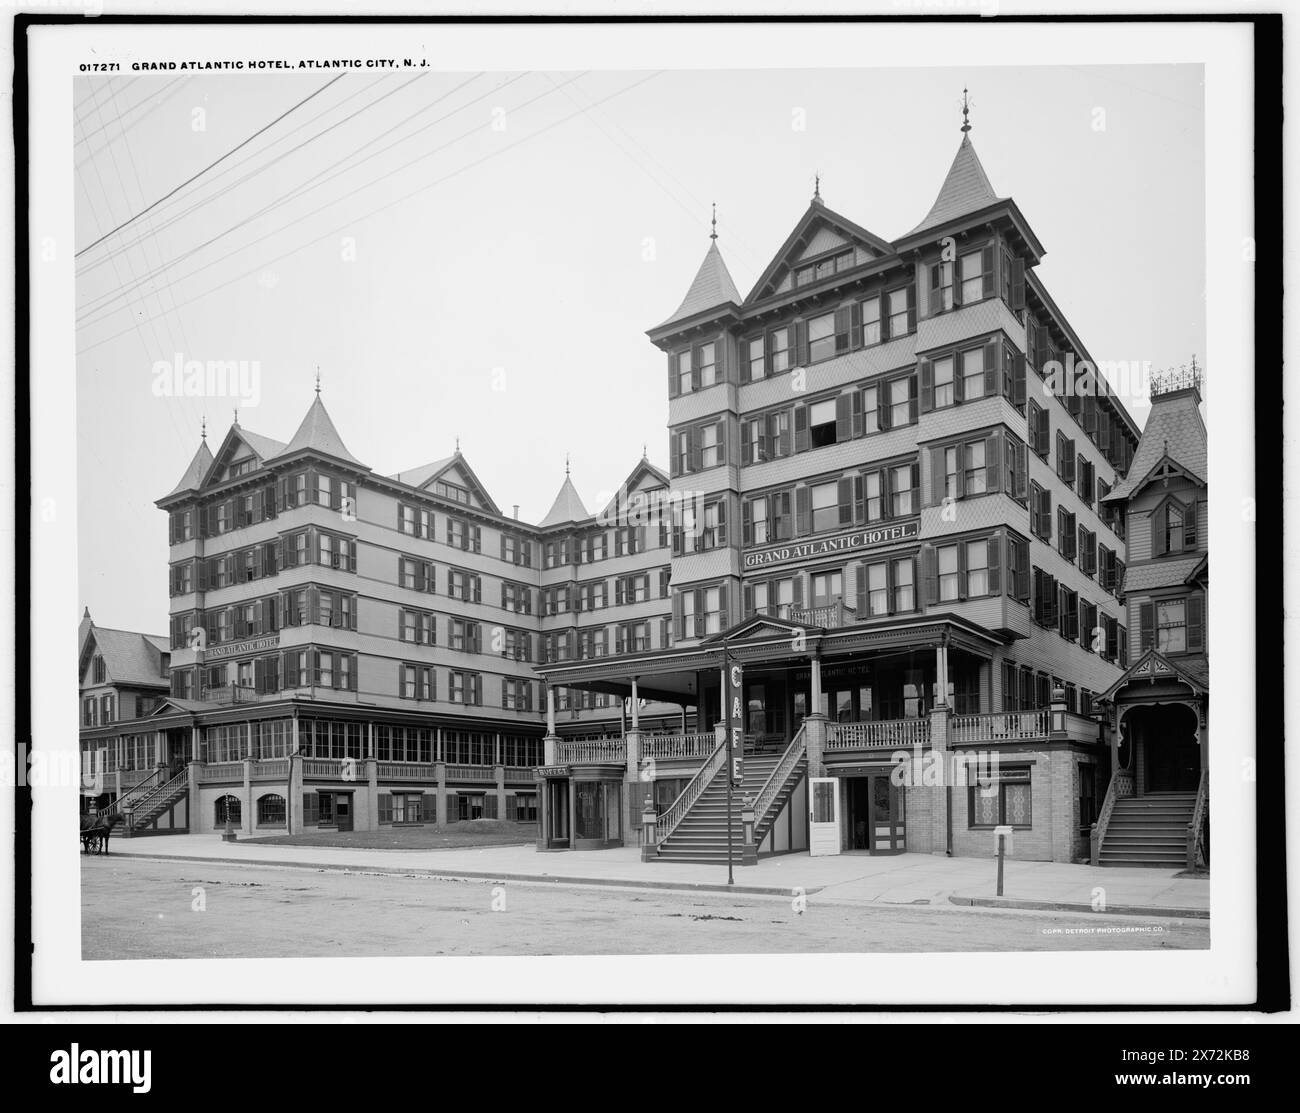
top-left (73, 63), bottom-right (1206, 634)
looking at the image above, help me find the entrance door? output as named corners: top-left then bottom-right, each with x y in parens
top-left (547, 780), bottom-right (570, 848)
top-left (1147, 739), bottom-right (1200, 792)
top-left (869, 775), bottom-right (904, 852)
top-left (335, 793), bottom-right (353, 832)
top-left (808, 778), bottom-right (841, 857)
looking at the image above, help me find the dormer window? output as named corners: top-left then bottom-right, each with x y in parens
top-left (794, 249), bottom-right (853, 287)
top-left (92, 655), bottom-right (106, 684)
top-left (229, 457), bottom-right (256, 478)
top-left (1165, 504), bottom-right (1184, 552)
top-left (435, 480), bottom-right (470, 505)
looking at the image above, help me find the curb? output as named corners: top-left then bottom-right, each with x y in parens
top-left (102, 851), bottom-right (819, 898)
top-left (948, 895), bottom-right (1209, 919)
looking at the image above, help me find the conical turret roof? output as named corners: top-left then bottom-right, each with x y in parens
top-left (657, 240), bottom-right (741, 329)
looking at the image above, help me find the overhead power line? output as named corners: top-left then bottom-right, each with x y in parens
top-left (74, 74), bottom-right (346, 259)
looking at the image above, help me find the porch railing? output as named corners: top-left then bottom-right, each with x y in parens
top-left (1188, 768), bottom-right (1209, 870)
top-left (949, 710), bottom-right (1051, 744)
top-left (196, 760), bottom-right (244, 784)
top-left (656, 740), bottom-right (728, 847)
top-left (379, 762), bottom-right (437, 781)
top-left (251, 759), bottom-right (289, 780)
top-left (751, 724), bottom-right (808, 837)
top-left (641, 732), bottom-right (716, 760)
top-left (553, 738), bottom-right (627, 765)
top-left (826, 718), bottom-right (931, 750)
top-left (446, 764), bottom-right (497, 783)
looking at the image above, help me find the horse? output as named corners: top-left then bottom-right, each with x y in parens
top-left (80, 811), bottom-right (124, 855)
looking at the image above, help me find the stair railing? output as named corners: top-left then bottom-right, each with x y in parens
top-left (1090, 769), bottom-right (1122, 867)
top-left (97, 766), bottom-right (164, 820)
top-left (123, 769), bottom-right (189, 827)
top-left (1187, 768), bottom-right (1209, 870)
top-left (655, 740), bottom-right (728, 847)
top-left (750, 724), bottom-right (808, 835)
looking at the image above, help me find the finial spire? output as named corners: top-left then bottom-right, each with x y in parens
top-left (201, 415), bottom-right (207, 441)
top-left (233, 407), bottom-right (239, 426)
top-left (960, 87), bottom-right (972, 134)
top-left (565, 453), bottom-right (571, 477)
top-left (813, 172), bottom-right (821, 202)
top-left (315, 367), bottom-right (321, 396)
top-left (455, 436), bottom-right (460, 453)
top-left (642, 442), bottom-right (647, 460)
top-left (710, 202), bottom-right (717, 241)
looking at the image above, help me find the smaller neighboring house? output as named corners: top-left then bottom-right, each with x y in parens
top-left (79, 608), bottom-right (170, 728)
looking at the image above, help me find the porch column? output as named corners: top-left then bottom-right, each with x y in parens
top-left (935, 642), bottom-right (950, 708)
top-left (630, 678), bottom-right (640, 731)
top-left (928, 701), bottom-right (951, 856)
top-left (544, 686), bottom-right (558, 766)
top-left (804, 654), bottom-right (827, 777)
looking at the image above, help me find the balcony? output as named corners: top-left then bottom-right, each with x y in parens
top-left (641, 732), bottom-right (717, 760)
top-left (756, 595), bottom-right (849, 629)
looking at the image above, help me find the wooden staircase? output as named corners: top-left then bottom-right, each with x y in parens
top-left (652, 740), bottom-right (807, 864)
top-left (1098, 792), bottom-right (1197, 868)
top-left (118, 770), bottom-right (189, 835)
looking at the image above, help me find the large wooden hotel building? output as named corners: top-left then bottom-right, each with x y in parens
top-left (81, 115), bottom-right (1208, 867)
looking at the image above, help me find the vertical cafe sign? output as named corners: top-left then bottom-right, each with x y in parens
top-left (726, 657), bottom-right (744, 786)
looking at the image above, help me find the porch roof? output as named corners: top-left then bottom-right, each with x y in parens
top-left (1097, 648), bottom-right (1209, 703)
top-left (535, 612), bottom-right (1004, 700)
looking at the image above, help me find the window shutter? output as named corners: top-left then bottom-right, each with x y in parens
top-left (795, 485), bottom-right (811, 536)
top-left (908, 375), bottom-right (918, 424)
top-left (854, 474), bottom-right (866, 525)
top-left (1152, 503), bottom-right (1167, 557)
top-left (921, 544), bottom-right (937, 606)
top-left (309, 589), bottom-right (320, 626)
top-left (792, 574), bottom-right (803, 608)
top-left (692, 589), bottom-right (705, 638)
top-left (1185, 500), bottom-right (1198, 548)
top-left (878, 292), bottom-right (890, 341)
top-left (1041, 488), bottom-right (1052, 541)
top-left (689, 425), bottom-right (702, 472)
top-left (880, 466), bottom-right (893, 521)
top-left (668, 353), bottom-right (679, 399)
top-left (835, 393), bottom-right (852, 441)
top-left (834, 305), bottom-right (851, 353)
top-left (980, 244), bottom-right (995, 296)
top-left (1138, 601), bottom-right (1155, 652)
top-left (983, 340), bottom-right (997, 396)
top-left (718, 584), bottom-right (729, 628)
top-left (672, 591), bottom-right (683, 640)
top-left (794, 320), bottom-right (809, 366)
top-left (986, 433), bottom-right (1002, 492)
top-left (1187, 595), bottom-right (1205, 652)
top-left (740, 419), bottom-right (752, 463)
top-left (837, 477), bottom-right (854, 526)
top-left (855, 563), bottom-right (867, 616)
top-left (793, 404), bottom-right (809, 453)
top-left (690, 345), bottom-right (701, 392)
top-left (906, 283), bottom-right (917, 332)
top-left (931, 448), bottom-right (946, 507)
top-left (928, 264), bottom-right (943, 315)
top-left (1013, 350), bottom-right (1026, 407)
top-left (742, 498), bottom-right (753, 546)
top-left (850, 389), bottom-right (864, 438)
top-left (743, 583), bottom-right (754, 616)
top-left (1010, 257), bottom-right (1026, 310)
top-left (849, 301), bottom-right (863, 350)
top-left (988, 533), bottom-right (1002, 595)
top-left (919, 358), bottom-right (934, 412)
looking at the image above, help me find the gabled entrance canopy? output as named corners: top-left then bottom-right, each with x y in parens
top-left (1098, 648), bottom-right (1209, 704)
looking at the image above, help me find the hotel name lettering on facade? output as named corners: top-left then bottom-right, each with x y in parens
top-left (204, 635), bottom-right (281, 661)
top-left (743, 521), bottom-right (920, 571)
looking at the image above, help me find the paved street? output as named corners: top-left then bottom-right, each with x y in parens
top-left (82, 856), bottom-right (1208, 960)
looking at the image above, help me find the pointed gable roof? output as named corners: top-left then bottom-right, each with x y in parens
top-left (81, 624), bottom-right (170, 688)
top-left (196, 423), bottom-right (288, 489)
top-left (270, 395), bottom-right (364, 468)
top-left (163, 439), bottom-right (214, 498)
top-left (594, 456), bottom-right (670, 523)
top-left (656, 240), bottom-right (742, 329)
top-left (746, 198), bottom-right (894, 304)
top-left (904, 134), bottom-right (1007, 238)
top-left (538, 475), bottom-right (589, 529)
top-left (387, 451), bottom-right (502, 516)
top-left (1098, 647), bottom-right (1208, 702)
top-left (1104, 384), bottom-right (1206, 502)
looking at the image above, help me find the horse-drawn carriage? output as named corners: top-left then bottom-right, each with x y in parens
top-left (79, 810), bottom-right (123, 854)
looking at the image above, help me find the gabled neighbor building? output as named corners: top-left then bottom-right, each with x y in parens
top-left (1093, 367), bottom-right (1208, 868)
top-left (536, 114), bottom-right (1144, 864)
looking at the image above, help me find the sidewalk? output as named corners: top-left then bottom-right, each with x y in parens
top-left (101, 833), bottom-right (1209, 916)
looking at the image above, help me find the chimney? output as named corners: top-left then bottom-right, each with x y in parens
top-left (513, 504), bottom-right (520, 519)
